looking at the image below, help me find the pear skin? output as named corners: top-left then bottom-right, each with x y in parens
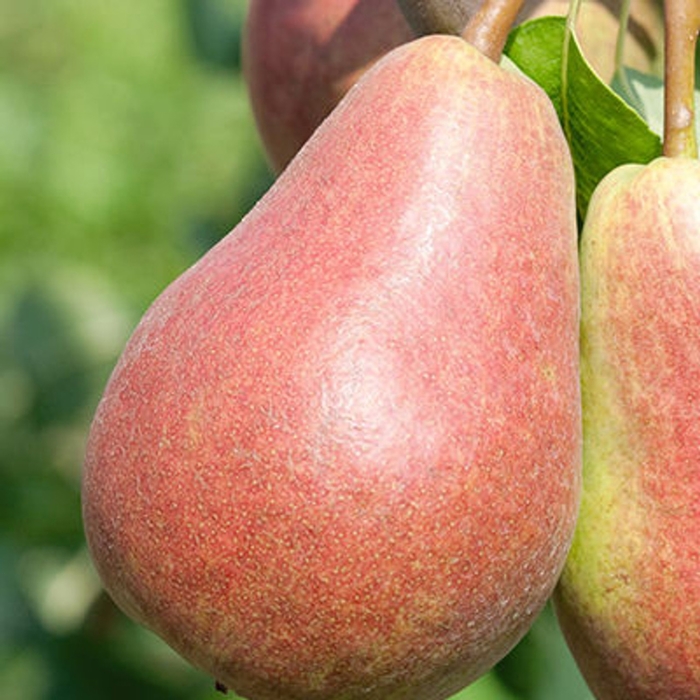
top-left (84, 36), bottom-right (581, 700)
top-left (555, 157), bottom-right (700, 700)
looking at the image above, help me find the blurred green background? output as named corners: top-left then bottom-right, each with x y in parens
top-left (0, 1), bottom-right (593, 698)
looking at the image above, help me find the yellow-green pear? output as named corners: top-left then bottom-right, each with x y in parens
top-left (555, 157), bottom-right (700, 699)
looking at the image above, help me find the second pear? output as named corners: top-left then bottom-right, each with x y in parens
top-left (555, 157), bottom-right (700, 699)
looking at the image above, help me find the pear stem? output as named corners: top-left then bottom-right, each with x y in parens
top-left (461, 0), bottom-right (527, 62)
top-left (663, 0), bottom-right (700, 158)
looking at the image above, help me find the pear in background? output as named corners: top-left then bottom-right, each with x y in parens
top-left (242, 0), bottom-right (413, 173)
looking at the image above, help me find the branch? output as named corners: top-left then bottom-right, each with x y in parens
top-left (462, 0), bottom-right (527, 63)
top-left (663, 0), bottom-right (700, 158)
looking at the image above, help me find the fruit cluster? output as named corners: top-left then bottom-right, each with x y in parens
top-left (81, 1), bottom-right (700, 699)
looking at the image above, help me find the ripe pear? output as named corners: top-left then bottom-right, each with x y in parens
top-left (554, 157), bottom-right (700, 699)
top-left (243, 0), bottom-right (662, 173)
top-left (83, 35), bottom-right (581, 700)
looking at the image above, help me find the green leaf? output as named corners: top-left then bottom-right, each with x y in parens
top-left (504, 17), bottom-right (662, 220)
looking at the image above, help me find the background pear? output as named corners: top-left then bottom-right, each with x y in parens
top-left (243, 0), bottom-right (663, 173)
top-left (554, 157), bottom-right (700, 699)
top-left (83, 34), bottom-right (580, 700)
top-left (242, 0), bottom-right (414, 174)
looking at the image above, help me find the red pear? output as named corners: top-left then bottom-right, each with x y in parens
top-left (83, 35), bottom-right (581, 700)
top-left (242, 0), bottom-right (414, 173)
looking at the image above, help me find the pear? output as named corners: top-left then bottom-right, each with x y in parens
top-left (243, 0), bottom-right (663, 173)
top-left (554, 157), bottom-right (700, 699)
top-left (83, 35), bottom-right (581, 700)
top-left (242, 0), bottom-right (414, 173)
